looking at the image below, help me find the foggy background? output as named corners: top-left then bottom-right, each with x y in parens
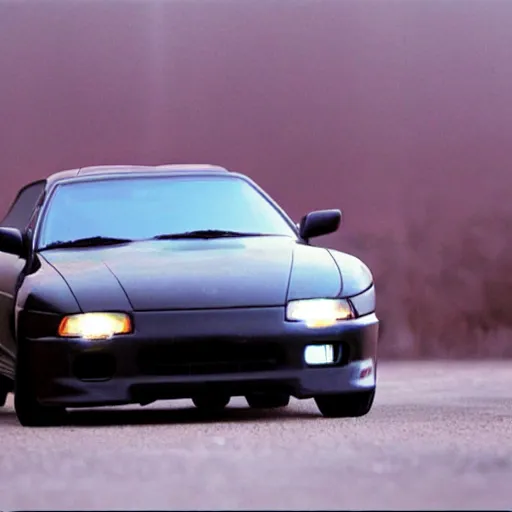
top-left (1, 0), bottom-right (511, 358)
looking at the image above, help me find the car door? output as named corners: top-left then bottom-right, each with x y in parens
top-left (0, 180), bottom-right (46, 380)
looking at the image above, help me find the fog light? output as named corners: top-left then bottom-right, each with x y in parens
top-left (304, 344), bottom-right (335, 365)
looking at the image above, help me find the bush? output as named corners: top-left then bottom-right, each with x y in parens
top-left (343, 213), bottom-right (512, 359)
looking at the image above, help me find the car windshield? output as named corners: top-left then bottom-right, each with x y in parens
top-left (37, 175), bottom-right (297, 248)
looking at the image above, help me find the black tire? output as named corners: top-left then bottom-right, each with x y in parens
top-left (192, 393), bottom-right (230, 411)
top-left (0, 376), bottom-right (12, 407)
top-left (0, 389), bottom-right (7, 408)
top-left (14, 387), bottom-right (67, 427)
top-left (315, 389), bottom-right (375, 418)
top-left (14, 354), bottom-right (66, 427)
top-left (246, 392), bottom-right (290, 409)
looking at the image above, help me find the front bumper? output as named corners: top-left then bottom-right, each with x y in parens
top-left (20, 307), bottom-right (379, 407)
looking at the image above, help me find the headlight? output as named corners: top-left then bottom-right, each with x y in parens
top-left (286, 298), bottom-right (354, 328)
top-left (58, 312), bottom-right (133, 339)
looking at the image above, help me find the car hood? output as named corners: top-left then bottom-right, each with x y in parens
top-left (40, 237), bottom-right (350, 312)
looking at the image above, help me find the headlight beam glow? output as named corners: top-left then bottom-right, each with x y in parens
top-left (286, 298), bottom-right (354, 327)
top-left (58, 312), bottom-right (132, 339)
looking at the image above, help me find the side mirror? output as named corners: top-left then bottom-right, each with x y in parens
top-left (0, 227), bottom-right (25, 257)
top-left (299, 209), bottom-right (341, 242)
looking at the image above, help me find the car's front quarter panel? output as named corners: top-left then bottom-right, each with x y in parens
top-left (327, 249), bottom-right (375, 298)
top-left (287, 244), bottom-right (342, 300)
top-left (349, 285), bottom-right (376, 317)
top-left (15, 257), bottom-right (81, 341)
top-left (16, 257), bottom-right (81, 315)
top-left (39, 251), bottom-right (133, 313)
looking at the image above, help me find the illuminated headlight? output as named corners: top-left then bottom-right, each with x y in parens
top-left (58, 312), bottom-right (133, 340)
top-left (286, 298), bottom-right (354, 328)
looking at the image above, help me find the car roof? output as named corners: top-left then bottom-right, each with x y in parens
top-left (44, 164), bottom-right (232, 188)
top-left (2, 164), bottom-right (255, 229)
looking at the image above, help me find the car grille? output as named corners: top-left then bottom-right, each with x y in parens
top-left (137, 339), bottom-right (287, 376)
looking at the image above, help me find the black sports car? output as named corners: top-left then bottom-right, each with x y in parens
top-left (0, 164), bottom-right (379, 426)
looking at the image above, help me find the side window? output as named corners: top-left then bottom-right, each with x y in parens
top-left (0, 181), bottom-right (46, 231)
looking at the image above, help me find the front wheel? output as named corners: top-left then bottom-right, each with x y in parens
top-left (14, 385), bottom-right (67, 427)
top-left (0, 376), bottom-right (12, 407)
top-left (14, 355), bottom-right (66, 427)
top-left (0, 389), bottom-right (7, 408)
top-left (315, 389), bottom-right (375, 418)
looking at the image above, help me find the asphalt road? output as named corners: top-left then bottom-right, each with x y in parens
top-left (1, 362), bottom-right (511, 510)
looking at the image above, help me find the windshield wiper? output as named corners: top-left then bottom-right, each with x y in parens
top-left (152, 230), bottom-right (270, 240)
top-left (40, 236), bottom-right (134, 251)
